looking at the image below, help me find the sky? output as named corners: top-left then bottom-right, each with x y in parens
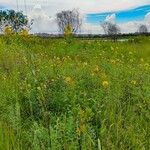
top-left (0, 0), bottom-right (150, 33)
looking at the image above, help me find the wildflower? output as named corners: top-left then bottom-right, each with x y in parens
top-left (37, 87), bottom-right (41, 91)
top-left (27, 84), bottom-right (31, 88)
top-left (111, 46), bottom-right (114, 50)
top-left (131, 80), bottom-right (137, 85)
top-left (56, 57), bottom-right (60, 60)
top-left (130, 59), bottom-right (133, 62)
top-left (3, 25), bottom-right (14, 35)
top-left (140, 58), bottom-right (144, 62)
top-left (144, 63), bottom-right (149, 70)
top-left (64, 25), bottom-right (72, 37)
top-left (93, 65), bottom-right (99, 73)
top-left (110, 59), bottom-right (116, 64)
top-left (51, 79), bottom-right (55, 82)
top-left (83, 62), bottom-right (88, 67)
top-left (102, 80), bottom-right (109, 88)
top-left (144, 63), bottom-right (149, 67)
top-left (3, 75), bottom-right (6, 80)
top-left (76, 127), bottom-right (81, 136)
top-left (64, 76), bottom-right (72, 84)
top-left (80, 124), bottom-right (86, 132)
top-left (19, 28), bottom-right (29, 37)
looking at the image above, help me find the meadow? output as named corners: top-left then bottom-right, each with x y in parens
top-left (0, 35), bottom-right (150, 150)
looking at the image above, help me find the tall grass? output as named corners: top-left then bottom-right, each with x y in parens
top-left (0, 35), bottom-right (150, 149)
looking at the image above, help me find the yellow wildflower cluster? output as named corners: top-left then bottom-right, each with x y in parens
top-left (64, 25), bottom-right (72, 37)
top-left (93, 65), bottom-right (100, 73)
top-left (76, 124), bottom-right (86, 136)
top-left (64, 76), bottom-right (75, 86)
top-left (140, 58), bottom-right (144, 63)
top-left (19, 28), bottom-right (29, 37)
top-left (83, 62), bottom-right (88, 67)
top-left (102, 80), bottom-right (109, 88)
top-left (64, 76), bottom-right (72, 83)
top-left (3, 25), bottom-right (14, 35)
top-left (131, 80), bottom-right (137, 85)
top-left (110, 59), bottom-right (116, 64)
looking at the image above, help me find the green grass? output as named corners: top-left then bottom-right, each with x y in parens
top-left (0, 35), bottom-right (150, 150)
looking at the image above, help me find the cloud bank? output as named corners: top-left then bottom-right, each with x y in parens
top-left (0, 0), bottom-right (150, 34)
top-left (28, 4), bottom-right (150, 34)
top-left (84, 12), bottom-right (150, 34)
top-left (1, 0), bottom-right (150, 14)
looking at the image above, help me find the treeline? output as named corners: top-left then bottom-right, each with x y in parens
top-left (0, 8), bottom-right (149, 39)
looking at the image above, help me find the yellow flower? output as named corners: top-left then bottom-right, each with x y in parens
top-left (144, 63), bottom-right (149, 71)
top-left (76, 127), bottom-right (81, 136)
top-left (111, 46), bottom-right (114, 50)
top-left (3, 25), bottom-right (14, 35)
top-left (27, 84), bottom-right (31, 88)
top-left (140, 58), bottom-right (144, 62)
top-left (64, 76), bottom-right (72, 84)
top-left (64, 25), bottom-right (72, 37)
top-left (102, 80), bottom-right (109, 88)
top-left (93, 65), bottom-right (99, 73)
top-left (43, 84), bottom-right (47, 88)
top-left (51, 79), bottom-right (55, 82)
top-left (144, 63), bottom-right (149, 67)
top-left (110, 59), bottom-right (116, 64)
top-left (3, 75), bottom-right (6, 80)
top-left (83, 62), bottom-right (88, 67)
top-left (80, 124), bottom-right (86, 132)
top-left (37, 87), bottom-right (41, 91)
top-left (19, 28), bottom-right (29, 37)
top-left (56, 57), bottom-right (60, 60)
top-left (131, 80), bottom-right (137, 85)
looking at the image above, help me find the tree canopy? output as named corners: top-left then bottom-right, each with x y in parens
top-left (0, 9), bottom-right (32, 33)
top-left (56, 9), bottom-right (82, 34)
top-left (138, 24), bottom-right (148, 34)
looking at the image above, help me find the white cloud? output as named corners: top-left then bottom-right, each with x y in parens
top-left (1, 0), bottom-right (150, 14)
top-left (81, 23), bottom-right (104, 34)
top-left (28, 6), bottom-right (150, 34)
top-left (83, 12), bottom-right (150, 34)
top-left (29, 4), bottom-right (57, 33)
top-left (105, 13), bottom-right (116, 23)
top-left (145, 12), bottom-right (150, 23)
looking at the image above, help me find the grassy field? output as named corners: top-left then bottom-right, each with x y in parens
top-left (0, 35), bottom-right (150, 150)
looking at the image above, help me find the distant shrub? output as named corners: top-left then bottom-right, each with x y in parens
top-left (138, 24), bottom-right (148, 34)
top-left (101, 21), bottom-right (120, 41)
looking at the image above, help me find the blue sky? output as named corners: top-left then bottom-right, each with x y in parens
top-left (0, 4), bottom-right (6, 9)
top-left (86, 5), bottom-right (150, 24)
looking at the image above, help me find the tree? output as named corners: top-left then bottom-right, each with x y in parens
top-left (138, 24), bottom-right (148, 34)
top-left (101, 21), bottom-right (120, 40)
top-left (0, 9), bottom-right (33, 33)
top-left (56, 9), bottom-right (82, 35)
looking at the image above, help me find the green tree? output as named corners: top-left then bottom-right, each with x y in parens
top-left (0, 9), bottom-right (33, 33)
top-left (56, 9), bottom-right (82, 35)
